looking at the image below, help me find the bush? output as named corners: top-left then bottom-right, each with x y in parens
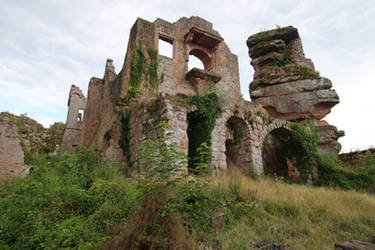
top-left (0, 146), bottom-right (138, 249)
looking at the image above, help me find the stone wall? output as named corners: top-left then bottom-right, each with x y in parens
top-left (0, 113), bottom-right (28, 180)
top-left (0, 112), bottom-right (65, 180)
top-left (338, 148), bottom-right (375, 169)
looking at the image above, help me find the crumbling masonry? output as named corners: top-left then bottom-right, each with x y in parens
top-left (62, 16), bottom-right (344, 179)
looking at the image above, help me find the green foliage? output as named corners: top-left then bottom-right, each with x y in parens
top-left (146, 47), bottom-right (160, 90)
top-left (4, 112), bottom-right (65, 165)
top-left (295, 65), bottom-right (320, 79)
top-left (187, 93), bottom-right (222, 172)
top-left (274, 49), bottom-right (293, 67)
top-left (126, 41), bottom-right (146, 101)
top-left (283, 123), bottom-right (319, 181)
top-left (0, 146), bottom-right (139, 249)
top-left (168, 181), bottom-right (214, 235)
top-left (119, 110), bottom-right (132, 166)
top-left (137, 121), bottom-right (187, 186)
top-left (125, 42), bottom-right (163, 103)
top-left (359, 151), bottom-right (375, 178)
top-left (280, 122), bottom-right (375, 191)
top-left (316, 154), bottom-right (375, 192)
top-left (44, 122), bottom-right (65, 154)
top-left (192, 143), bottom-right (212, 176)
top-left (252, 30), bottom-right (271, 45)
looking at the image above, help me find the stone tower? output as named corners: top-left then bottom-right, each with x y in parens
top-left (62, 84), bottom-right (87, 152)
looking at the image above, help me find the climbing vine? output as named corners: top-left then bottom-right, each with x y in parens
top-left (126, 42), bottom-right (146, 101)
top-left (125, 41), bottom-right (163, 103)
top-left (119, 110), bottom-right (132, 166)
top-left (282, 122), bottom-right (319, 181)
top-left (187, 93), bottom-right (222, 172)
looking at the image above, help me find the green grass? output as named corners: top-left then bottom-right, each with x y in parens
top-left (1, 146), bottom-right (374, 249)
top-left (209, 170), bottom-right (375, 249)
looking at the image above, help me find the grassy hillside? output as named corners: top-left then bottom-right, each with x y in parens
top-left (211, 172), bottom-right (375, 249)
top-left (1, 145), bottom-right (374, 249)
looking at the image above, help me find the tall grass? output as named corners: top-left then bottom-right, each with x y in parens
top-left (210, 170), bottom-right (375, 249)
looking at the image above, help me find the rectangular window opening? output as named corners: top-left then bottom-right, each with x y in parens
top-left (158, 37), bottom-right (173, 58)
top-left (77, 109), bottom-right (84, 122)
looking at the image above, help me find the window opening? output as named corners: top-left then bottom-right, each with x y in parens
top-left (77, 109), bottom-right (84, 122)
top-left (158, 37), bottom-right (173, 58)
top-left (188, 54), bottom-right (204, 70)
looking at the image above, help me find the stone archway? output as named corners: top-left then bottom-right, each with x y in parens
top-left (261, 127), bottom-right (300, 181)
top-left (225, 116), bottom-right (253, 175)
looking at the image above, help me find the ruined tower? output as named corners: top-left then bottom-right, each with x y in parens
top-left (61, 17), bottom-right (343, 179)
top-left (62, 85), bottom-right (86, 152)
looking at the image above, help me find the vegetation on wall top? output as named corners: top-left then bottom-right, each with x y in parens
top-left (5, 112), bottom-right (65, 165)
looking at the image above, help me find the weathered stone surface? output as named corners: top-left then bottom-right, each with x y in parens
top-left (0, 112), bottom-right (64, 179)
top-left (247, 25), bottom-right (343, 154)
top-left (251, 77), bottom-right (332, 99)
top-left (0, 113), bottom-right (29, 180)
top-left (185, 67), bottom-right (221, 83)
top-left (247, 26), bottom-right (298, 49)
top-left (335, 240), bottom-right (375, 250)
top-left (248, 39), bottom-right (286, 59)
top-left (251, 63), bottom-right (318, 89)
top-left (315, 124), bottom-right (345, 154)
top-left (255, 89), bottom-right (339, 120)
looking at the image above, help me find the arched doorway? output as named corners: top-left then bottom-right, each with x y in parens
top-left (225, 117), bottom-right (253, 175)
top-left (262, 128), bottom-right (301, 181)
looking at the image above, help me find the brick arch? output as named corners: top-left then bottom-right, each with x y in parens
top-left (259, 119), bottom-right (291, 148)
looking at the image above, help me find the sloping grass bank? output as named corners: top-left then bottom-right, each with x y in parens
top-left (1, 132), bottom-right (374, 249)
top-left (211, 171), bottom-right (375, 249)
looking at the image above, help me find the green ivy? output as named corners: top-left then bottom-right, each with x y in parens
top-left (282, 123), bottom-right (319, 181)
top-left (119, 110), bottom-right (132, 167)
top-left (279, 122), bottom-right (375, 191)
top-left (125, 42), bottom-right (163, 102)
top-left (126, 42), bottom-right (146, 101)
top-left (187, 93), bottom-right (222, 172)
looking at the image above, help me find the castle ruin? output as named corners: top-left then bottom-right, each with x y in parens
top-left (61, 16), bottom-right (344, 179)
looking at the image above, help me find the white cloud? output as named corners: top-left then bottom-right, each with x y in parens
top-left (1, 0), bottom-right (374, 151)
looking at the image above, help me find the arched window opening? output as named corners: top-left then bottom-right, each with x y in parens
top-left (225, 117), bottom-right (252, 175)
top-left (188, 48), bottom-right (212, 71)
top-left (158, 37), bottom-right (173, 58)
top-left (188, 54), bottom-right (204, 70)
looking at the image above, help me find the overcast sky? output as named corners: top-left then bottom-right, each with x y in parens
top-left (1, 0), bottom-right (374, 152)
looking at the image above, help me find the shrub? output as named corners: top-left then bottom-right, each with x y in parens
top-left (0, 146), bottom-right (138, 249)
